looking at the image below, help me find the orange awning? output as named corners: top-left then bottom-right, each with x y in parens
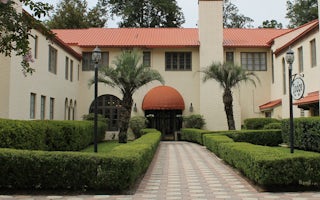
top-left (259, 99), bottom-right (282, 111)
top-left (142, 86), bottom-right (185, 110)
top-left (293, 91), bottom-right (319, 106)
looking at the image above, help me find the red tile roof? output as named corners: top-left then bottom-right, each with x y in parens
top-left (53, 28), bottom-right (291, 49)
top-left (259, 99), bottom-right (282, 111)
top-left (224, 29), bottom-right (290, 48)
top-left (53, 28), bottom-right (200, 48)
top-left (293, 91), bottom-right (319, 106)
top-left (142, 86), bottom-right (185, 110)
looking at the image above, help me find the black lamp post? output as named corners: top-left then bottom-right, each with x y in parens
top-left (286, 48), bottom-right (295, 154)
top-left (92, 46), bottom-right (101, 153)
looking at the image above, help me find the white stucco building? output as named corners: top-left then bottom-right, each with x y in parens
top-left (1, 0), bottom-right (320, 139)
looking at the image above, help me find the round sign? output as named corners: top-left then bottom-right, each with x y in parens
top-left (291, 77), bottom-right (305, 100)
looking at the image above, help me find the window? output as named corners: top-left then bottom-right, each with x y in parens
top-left (241, 52), bottom-right (267, 71)
top-left (82, 52), bottom-right (109, 71)
top-left (34, 35), bottom-right (38, 59)
top-left (40, 95), bottom-right (46, 120)
top-left (265, 111), bottom-right (272, 118)
top-left (143, 51), bottom-right (151, 67)
top-left (50, 98), bottom-right (54, 120)
top-left (226, 52), bottom-right (234, 64)
top-left (77, 64), bottom-right (80, 81)
top-left (298, 47), bottom-right (303, 73)
top-left (310, 39), bottom-right (317, 67)
top-left (70, 59), bottom-right (73, 82)
top-left (48, 45), bottom-right (57, 74)
top-left (30, 93), bottom-right (36, 119)
top-left (165, 52), bottom-right (192, 71)
top-left (65, 57), bottom-right (69, 80)
top-left (271, 53), bottom-right (274, 83)
top-left (282, 58), bottom-right (286, 95)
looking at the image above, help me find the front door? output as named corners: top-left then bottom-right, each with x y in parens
top-left (145, 110), bottom-right (182, 140)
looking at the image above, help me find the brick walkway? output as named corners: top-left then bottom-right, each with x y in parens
top-left (1, 142), bottom-right (320, 199)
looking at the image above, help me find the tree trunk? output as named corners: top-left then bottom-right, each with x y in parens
top-left (223, 88), bottom-right (236, 130)
top-left (118, 92), bottom-right (133, 143)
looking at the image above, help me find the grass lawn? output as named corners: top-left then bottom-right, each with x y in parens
top-left (81, 141), bottom-right (126, 153)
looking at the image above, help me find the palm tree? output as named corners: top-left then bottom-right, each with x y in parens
top-left (96, 50), bottom-right (164, 143)
top-left (201, 62), bottom-right (259, 130)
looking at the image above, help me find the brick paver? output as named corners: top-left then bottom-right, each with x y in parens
top-left (1, 142), bottom-right (320, 199)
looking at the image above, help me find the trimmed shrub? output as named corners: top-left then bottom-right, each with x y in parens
top-left (183, 114), bottom-right (206, 129)
top-left (0, 119), bottom-right (107, 151)
top-left (180, 128), bottom-right (211, 145)
top-left (282, 117), bottom-right (320, 152)
top-left (82, 113), bottom-right (108, 123)
top-left (226, 130), bottom-right (283, 146)
top-left (204, 135), bottom-right (320, 187)
top-left (244, 118), bottom-right (280, 130)
top-left (264, 122), bottom-right (281, 130)
top-left (129, 116), bottom-right (147, 139)
top-left (0, 131), bottom-right (161, 192)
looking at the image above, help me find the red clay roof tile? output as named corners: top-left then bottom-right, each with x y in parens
top-left (259, 99), bottom-right (282, 111)
top-left (293, 91), bottom-right (319, 106)
top-left (53, 28), bottom-right (291, 48)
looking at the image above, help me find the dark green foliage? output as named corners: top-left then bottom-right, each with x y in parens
top-left (183, 114), bottom-right (206, 129)
top-left (180, 128), bottom-right (212, 145)
top-left (282, 117), bottom-right (320, 152)
top-left (244, 118), bottom-right (280, 130)
top-left (0, 0), bottom-right (53, 74)
top-left (46, 0), bottom-right (108, 29)
top-left (0, 119), bottom-right (106, 151)
top-left (129, 116), bottom-right (147, 139)
top-left (260, 20), bottom-right (283, 29)
top-left (286, 0), bottom-right (318, 28)
top-left (223, 0), bottom-right (254, 28)
top-left (226, 130), bottom-right (283, 146)
top-left (108, 0), bottom-right (185, 27)
top-left (82, 113), bottom-right (108, 123)
top-left (0, 130), bottom-right (161, 192)
top-left (264, 122), bottom-right (282, 130)
top-left (204, 135), bottom-right (320, 187)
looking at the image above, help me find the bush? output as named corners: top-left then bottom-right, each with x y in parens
top-left (203, 135), bottom-right (320, 188)
top-left (0, 130), bottom-right (161, 192)
top-left (226, 130), bottom-right (283, 146)
top-left (129, 116), bottom-right (147, 139)
top-left (183, 114), bottom-right (206, 129)
top-left (180, 128), bottom-right (211, 145)
top-left (282, 117), bottom-right (320, 152)
top-left (244, 118), bottom-right (280, 130)
top-left (82, 113), bottom-right (109, 123)
top-left (264, 122), bottom-right (281, 130)
top-left (0, 119), bottom-right (107, 151)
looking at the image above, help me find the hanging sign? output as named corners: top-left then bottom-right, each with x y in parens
top-left (291, 77), bottom-right (305, 100)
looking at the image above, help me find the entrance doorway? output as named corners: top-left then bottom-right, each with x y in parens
top-left (145, 110), bottom-right (183, 140)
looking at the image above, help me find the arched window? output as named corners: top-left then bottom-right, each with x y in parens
top-left (73, 100), bottom-right (77, 120)
top-left (89, 95), bottom-right (122, 131)
top-left (64, 98), bottom-right (68, 120)
top-left (69, 99), bottom-right (73, 120)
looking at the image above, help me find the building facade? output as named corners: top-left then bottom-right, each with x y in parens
top-left (1, 0), bottom-right (320, 137)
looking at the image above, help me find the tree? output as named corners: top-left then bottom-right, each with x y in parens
top-left (201, 63), bottom-right (259, 130)
top-left (108, 0), bottom-right (185, 27)
top-left (46, 0), bottom-right (107, 29)
top-left (259, 20), bottom-right (283, 29)
top-left (0, 0), bottom-right (52, 75)
top-left (223, 0), bottom-right (253, 28)
top-left (96, 50), bottom-right (164, 143)
top-left (286, 0), bottom-right (318, 28)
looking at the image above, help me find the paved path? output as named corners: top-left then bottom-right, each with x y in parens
top-left (1, 142), bottom-right (320, 199)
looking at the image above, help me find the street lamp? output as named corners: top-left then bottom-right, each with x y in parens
top-left (92, 46), bottom-right (101, 153)
top-left (285, 48), bottom-right (294, 154)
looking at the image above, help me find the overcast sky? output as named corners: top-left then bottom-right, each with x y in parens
top-left (36, 0), bottom-right (289, 28)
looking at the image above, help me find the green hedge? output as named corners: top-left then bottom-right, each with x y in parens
top-left (180, 128), bottom-right (212, 145)
top-left (226, 130), bottom-right (283, 146)
top-left (0, 130), bottom-right (161, 192)
top-left (0, 119), bottom-right (106, 151)
top-left (204, 135), bottom-right (320, 187)
top-left (282, 117), bottom-right (320, 152)
top-left (244, 118), bottom-right (280, 130)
